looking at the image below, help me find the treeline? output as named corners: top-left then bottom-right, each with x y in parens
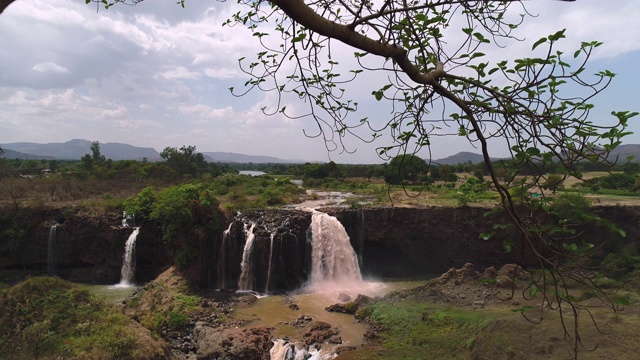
top-left (0, 143), bottom-right (236, 182)
top-left (3, 142), bottom-right (640, 187)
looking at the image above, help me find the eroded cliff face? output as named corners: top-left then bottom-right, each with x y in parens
top-left (1, 205), bottom-right (638, 289)
top-left (331, 206), bottom-right (640, 278)
top-left (213, 210), bottom-right (312, 293)
top-left (0, 207), bottom-right (163, 284)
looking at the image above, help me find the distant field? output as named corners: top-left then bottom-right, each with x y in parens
top-left (562, 171), bottom-right (619, 188)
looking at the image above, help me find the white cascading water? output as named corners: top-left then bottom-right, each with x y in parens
top-left (309, 211), bottom-right (362, 287)
top-left (47, 225), bottom-right (57, 277)
top-left (238, 223), bottom-right (257, 290)
top-left (270, 339), bottom-right (316, 360)
top-left (264, 232), bottom-right (276, 293)
top-left (119, 227), bottom-right (140, 286)
top-left (217, 222), bottom-right (234, 289)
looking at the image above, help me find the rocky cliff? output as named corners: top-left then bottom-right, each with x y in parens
top-left (1, 205), bottom-right (638, 290)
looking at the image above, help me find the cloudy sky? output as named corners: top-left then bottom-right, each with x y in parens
top-left (0, 0), bottom-right (638, 163)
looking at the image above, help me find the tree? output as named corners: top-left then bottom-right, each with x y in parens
top-left (80, 141), bottom-right (105, 174)
top-left (384, 154), bottom-right (428, 185)
top-left (6, 0), bottom-right (633, 355)
top-left (160, 145), bottom-right (208, 178)
top-left (541, 174), bottom-right (565, 194)
top-left (224, 2), bottom-right (637, 355)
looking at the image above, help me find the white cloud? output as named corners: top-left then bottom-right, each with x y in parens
top-left (178, 104), bottom-right (233, 119)
top-left (0, 0), bottom-right (638, 163)
top-left (32, 62), bottom-right (69, 74)
top-left (100, 106), bottom-right (128, 119)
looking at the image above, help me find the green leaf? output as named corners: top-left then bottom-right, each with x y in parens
top-left (292, 33), bottom-right (306, 43)
top-left (511, 305), bottom-right (533, 314)
top-left (532, 37), bottom-right (547, 50)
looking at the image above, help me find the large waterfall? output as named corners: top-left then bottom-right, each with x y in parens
top-left (119, 227), bottom-right (140, 286)
top-left (238, 223), bottom-right (257, 290)
top-left (308, 211), bottom-right (362, 287)
top-left (47, 225), bottom-right (57, 276)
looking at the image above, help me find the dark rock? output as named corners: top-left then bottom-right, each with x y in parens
top-left (303, 321), bottom-right (338, 346)
top-left (338, 293), bottom-right (351, 302)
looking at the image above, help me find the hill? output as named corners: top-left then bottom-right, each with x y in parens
top-left (434, 151), bottom-right (489, 165)
top-left (607, 144), bottom-right (640, 164)
top-left (201, 151), bottom-right (303, 164)
top-left (434, 145), bottom-right (640, 166)
top-left (1, 139), bottom-right (160, 160)
top-left (0, 148), bottom-right (55, 160)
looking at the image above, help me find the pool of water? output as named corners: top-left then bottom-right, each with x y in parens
top-left (233, 278), bottom-right (430, 356)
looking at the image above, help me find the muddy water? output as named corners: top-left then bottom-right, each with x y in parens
top-left (233, 278), bottom-right (429, 354)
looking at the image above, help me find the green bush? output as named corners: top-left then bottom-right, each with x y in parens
top-left (0, 277), bottom-right (139, 360)
top-left (167, 311), bottom-right (189, 330)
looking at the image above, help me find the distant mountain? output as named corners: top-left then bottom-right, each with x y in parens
top-left (606, 144), bottom-right (640, 164)
top-left (434, 151), bottom-right (488, 165)
top-left (1, 139), bottom-right (160, 160)
top-left (0, 148), bottom-right (55, 160)
top-left (201, 151), bottom-right (304, 164)
top-left (434, 145), bottom-right (640, 166)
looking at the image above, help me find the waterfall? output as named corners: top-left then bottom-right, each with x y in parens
top-left (309, 211), bottom-right (362, 286)
top-left (265, 232), bottom-right (276, 293)
top-left (269, 339), bottom-right (312, 360)
top-left (238, 223), bottom-right (257, 290)
top-left (356, 209), bottom-right (365, 269)
top-left (119, 227), bottom-right (140, 286)
top-left (47, 225), bottom-right (57, 277)
top-left (217, 222), bottom-right (234, 289)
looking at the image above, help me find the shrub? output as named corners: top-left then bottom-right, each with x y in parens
top-left (167, 311), bottom-right (189, 330)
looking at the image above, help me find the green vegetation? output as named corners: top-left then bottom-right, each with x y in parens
top-left (124, 268), bottom-right (205, 334)
top-left (0, 277), bottom-right (147, 360)
top-left (355, 301), bottom-right (492, 359)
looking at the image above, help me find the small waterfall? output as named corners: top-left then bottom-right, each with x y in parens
top-left (122, 211), bottom-right (135, 228)
top-left (47, 225), bottom-right (57, 277)
top-left (264, 232), bottom-right (276, 293)
top-left (119, 227), bottom-right (140, 286)
top-left (269, 339), bottom-right (312, 360)
top-left (356, 209), bottom-right (365, 269)
top-left (309, 211), bottom-right (362, 286)
top-left (238, 223), bottom-right (257, 290)
top-left (216, 222), bottom-right (234, 289)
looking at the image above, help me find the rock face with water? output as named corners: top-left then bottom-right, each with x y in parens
top-left (214, 210), bottom-right (312, 293)
top-left (2, 205), bottom-right (639, 289)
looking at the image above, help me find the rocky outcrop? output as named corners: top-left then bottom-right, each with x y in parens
top-left (192, 325), bottom-right (273, 360)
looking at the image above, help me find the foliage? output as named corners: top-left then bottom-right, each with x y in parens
top-left (459, 177), bottom-right (487, 195)
top-left (550, 193), bottom-right (592, 222)
top-left (582, 173), bottom-right (637, 193)
top-left (80, 141), bottom-right (106, 174)
top-left (160, 145), bottom-right (210, 178)
top-left (357, 301), bottom-right (491, 359)
top-left (0, 277), bottom-right (139, 360)
top-left (149, 183), bottom-right (217, 244)
top-left (124, 186), bottom-right (157, 219)
top-left (384, 155), bottom-right (429, 185)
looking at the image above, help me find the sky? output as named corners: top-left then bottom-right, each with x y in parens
top-left (0, 0), bottom-right (638, 164)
